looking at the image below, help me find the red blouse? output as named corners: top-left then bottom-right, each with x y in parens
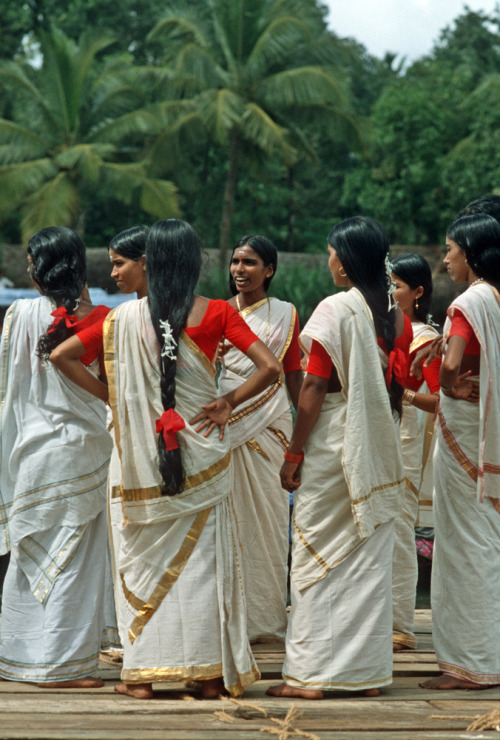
top-left (406, 340), bottom-right (441, 393)
top-left (76, 305), bottom-right (110, 367)
top-left (307, 313), bottom-right (412, 385)
top-left (184, 299), bottom-right (259, 360)
top-left (448, 312), bottom-right (480, 355)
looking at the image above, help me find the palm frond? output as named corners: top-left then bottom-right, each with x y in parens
top-left (55, 144), bottom-right (112, 183)
top-left (247, 16), bottom-right (315, 80)
top-left (0, 120), bottom-right (47, 163)
top-left (21, 172), bottom-right (80, 242)
top-left (198, 89), bottom-right (244, 144)
top-left (87, 109), bottom-right (160, 144)
top-left (0, 159), bottom-right (57, 209)
top-left (242, 103), bottom-right (296, 164)
top-left (139, 178), bottom-right (181, 218)
top-left (256, 66), bottom-right (346, 108)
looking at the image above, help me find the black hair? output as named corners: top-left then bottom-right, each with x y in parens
top-left (229, 234), bottom-right (277, 296)
top-left (458, 195), bottom-right (500, 224)
top-left (447, 214), bottom-right (500, 283)
top-left (391, 253), bottom-right (433, 324)
top-left (146, 219), bottom-right (202, 496)
top-left (327, 216), bottom-right (403, 418)
top-left (31, 227), bottom-right (87, 360)
top-left (108, 225), bottom-right (149, 260)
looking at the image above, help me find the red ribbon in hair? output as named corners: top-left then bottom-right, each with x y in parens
top-left (385, 346), bottom-right (408, 388)
top-left (47, 306), bottom-right (79, 334)
top-left (156, 409), bottom-right (186, 451)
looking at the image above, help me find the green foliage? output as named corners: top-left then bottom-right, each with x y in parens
top-left (148, 0), bottom-right (360, 261)
top-left (0, 28), bottom-right (179, 243)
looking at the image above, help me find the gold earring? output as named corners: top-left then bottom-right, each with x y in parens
top-left (339, 267), bottom-right (347, 277)
top-left (415, 299), bottom-right (419, 310)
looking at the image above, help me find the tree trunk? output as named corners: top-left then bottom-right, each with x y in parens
top-left (219, 130), bottom-right (239, 269)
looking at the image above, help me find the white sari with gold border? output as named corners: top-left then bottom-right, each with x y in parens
top-left (104, 298), bottom-right (259, 695)
top-left (393, 321), bottom-right (438, 649)
top-left (282, 288), bottom-right (404, 691)
top-left (218, 297), bottom-right (295, 642)
top-left (432, 282), bottom-right (500, 685)
top-left (0, 298), bottom-right (117, 682)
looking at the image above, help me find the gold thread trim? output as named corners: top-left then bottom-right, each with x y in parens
top-left (268, 426), bottom-right (289, 451)
top-left (438, 660), bottom-right (500, 684)
top-left (278, 305), bottom-right (297, 362)
top-left (409, 332), bottom-right (437, 355)
top-left (282, 672), bottom-right (392, 689)
top-left (246, 439), bottom-right (270, 460)
top-left (237, 297), bottom-right (268, 319)
top-left (438, 408), bottom-right (478, 482)
top-left (125, 508), bottom-right (211, 643)
top-left (119, 451), bottom-right (231, 502)
top-left (228, 381), bottom-right (281, 425)
top-left (180, 331), bottom-right (216, 378)
top-left (393, 632), bottom-right (417, 649)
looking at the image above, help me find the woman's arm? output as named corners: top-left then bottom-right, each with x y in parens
top-left (49, 335), bottom-right (109, 402)
top-left (440, 335), bottom-right (466, 395)
top-left (190, 339), bottom-right (280, 439)
top-left (285, 369), bottom-right (303, 410)
top-left (280, 374), bottom-right (328, 492)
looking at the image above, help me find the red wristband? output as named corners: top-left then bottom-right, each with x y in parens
top-left (284, 450), bottom-right (304, 464)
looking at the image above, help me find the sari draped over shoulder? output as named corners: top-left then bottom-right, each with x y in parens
top-left (282, 288), bottom-right (404, 693)
top-left (295, 288), bottom-right (405, 588)
top-left (431, 282), bottom-right (500, 685)
top-left (0, 298), bottom-right (117, 682)
top-left (104, 298), bottom-right (259, 696)
top-left (218, 297), bottom-right (296, 642)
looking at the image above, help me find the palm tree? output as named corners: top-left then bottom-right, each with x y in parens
top-left (148, 0), bottom-right (359, 263)
top-left (0, 28), bottom-right (180, 242)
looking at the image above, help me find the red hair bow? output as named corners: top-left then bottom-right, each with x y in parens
top-left (156, 409), bottom-right (186, 451)
top-left (386, 346), bottom-right (408, 388)
top-left (48, 306), bottom-right (79, 334)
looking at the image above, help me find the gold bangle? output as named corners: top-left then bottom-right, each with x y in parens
top-left (402, 388), bottom-right (416, 406)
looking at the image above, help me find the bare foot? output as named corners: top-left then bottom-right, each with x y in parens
top-left (38, 677), bottom-right (104, 689)
top-left (201, 678), bottom-right (226, 699)
top-left (361, 688), bottom-right (380, 696)
top-left (114, 682), bottom-right (154, 699)
top-left (393, 642), bottom-right (406, 652)
top-left (419, 674), bottom-right (498, 690)
top-left (266, 682), bottom-right (323, 699)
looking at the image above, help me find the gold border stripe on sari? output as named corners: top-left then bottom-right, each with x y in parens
top-left (438, 407), bottom-right (478, 483)
top-left (124, 507), bottom-right (212, 644)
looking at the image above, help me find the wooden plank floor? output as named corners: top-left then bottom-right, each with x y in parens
top-left (1, 610), bottom-right (499, 739)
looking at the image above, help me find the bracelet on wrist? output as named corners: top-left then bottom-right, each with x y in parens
top-left (284, 450), bottom-right (304, 464)
top-left (402, 388), bottom-right (416, 406)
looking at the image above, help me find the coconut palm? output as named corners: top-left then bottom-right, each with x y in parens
top-left (148, 0), bottom-right (359, 263)
top-left (0, 28), bottom-right (180, 242)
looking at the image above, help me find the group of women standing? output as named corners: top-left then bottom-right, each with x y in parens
top-left (0, 199), bottom-right (498, 699)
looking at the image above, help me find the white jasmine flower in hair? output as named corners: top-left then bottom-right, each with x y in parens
top-left (159, 318), bottom-right (177, 360)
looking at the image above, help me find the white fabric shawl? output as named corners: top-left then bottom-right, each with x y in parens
top-left (300, 288), bottom-right (405, 540)
top-left (443, 281), bottom-right (500, 502)
top-left (0, 298), bottom-right (111, 570)
top-left (104, 298), bottom-right (258, 695)
top-left (219, 297), bottom-right (295, 449)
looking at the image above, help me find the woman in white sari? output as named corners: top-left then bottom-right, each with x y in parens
top-left (420, 214), bottom-right (500, 690)
top-left (219, 235), bottom-right (302, 642)
top-left (390, 254), bottom-right (440, 651)
top-left (0, 227), bottom-right (117, 687)
top-left (268, 217), bottom-right (406, 699)
top-left (102, 219), bottom-right (280, 699)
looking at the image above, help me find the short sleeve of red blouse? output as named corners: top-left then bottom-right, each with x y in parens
top-left (183, 300), bottom-right (259, 360)
top-left (448, 311), bottom-right (480, 355)
top-left (306, 339), bottom-right (332, 379)
top-left (76, 305), bottom-right (110, 366)
top-left (282, 313), bottom-right (301, 374)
